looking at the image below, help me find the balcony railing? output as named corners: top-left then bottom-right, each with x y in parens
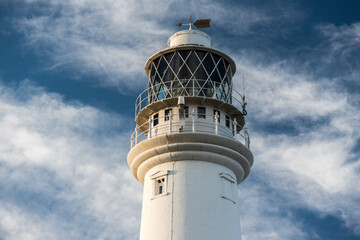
top-left (130, 111), bottom-right (250, 149)
top-left (135, 80), bottom-right (246, 117)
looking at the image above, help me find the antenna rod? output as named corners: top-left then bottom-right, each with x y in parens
top-left (242, 73), bottom-right (247, 116)
top-left (242, 73), bottom-right (245, 99)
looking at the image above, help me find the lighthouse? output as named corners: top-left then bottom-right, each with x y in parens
top-left (127, 19), bottom-right (254, 240)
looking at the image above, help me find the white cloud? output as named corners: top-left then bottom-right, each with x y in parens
top-left (14, 0), bottom-right (283, 92)
top-left (239, 184), bottom-right (310, 240)
top-left (233, 22), bottom-right (360, 238)
top-left (310, 22), bottom-right (360, 86)
top-left (319, 22), bottom-right (360, 54)
top-left (234, 60), bottom-right (347, 121)
top-left (0, 80), bottom-right (143, 239)
top-left (16, 0), bottom-right (173, 90)
top-left (0, 203), bottom-right (60, 240)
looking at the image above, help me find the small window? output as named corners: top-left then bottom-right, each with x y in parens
top-left (165, 109), bottom-right (171, 121)
top-left (226, 115), bottom-right (230, 128)
top-left (220, 173), bottom-right (236, 204)
top-left (197, 107), bottom-right (206, 119)
top-left (179, 106), bottom-right (189, 120)
top-left (184, 106), bottom-right (189, 118)
top-left (150, 170), bottom-right (169, 199)
top-left (153, 113), bottom-right (159, 126)
top-left (213, 110), bottom-right (220, 122)
top-left (155, 178), bottom-right (165, 195)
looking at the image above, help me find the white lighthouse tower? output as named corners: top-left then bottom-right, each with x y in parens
top-left (128, 19), bottom-right (254, 240)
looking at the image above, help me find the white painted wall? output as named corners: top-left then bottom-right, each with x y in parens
top-left (167, 30), bottom-right (212, 48)
top-left (139, 160), bottom-right (242, 240)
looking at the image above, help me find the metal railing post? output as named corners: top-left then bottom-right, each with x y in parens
top-left (244, 127), bottom-right (250, 148)
top-left (192, 108), bottom-right (196, 132)
top-left (215, 112), bottom-right (218, 135)
top-left (131, 133), bottom-right (134, 148)
top-left (148, 116), bottom-right (152, 139)
top-left (135, 126), bottom-right (138, 145)
top-left (233, 118), bottom-right (237, 139)
top-left (169, 110), bottom-right (172, 133)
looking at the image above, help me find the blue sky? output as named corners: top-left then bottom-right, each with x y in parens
top-left (0, 0), bottom-right (359, 239)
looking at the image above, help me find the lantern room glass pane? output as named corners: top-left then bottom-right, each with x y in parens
top-left (195, 50), bottom-right (207, 62)
top-left (217, 59), bottom-right (226, 79)
top-left (211, 53), bottom-right (220, 66)
top-left (163, 66), bottom-right (174, 82)
top-left (179, 50), bottom-right (190, 61)
top-left (153, 57), bottom-right (160, 68)
top-left (194, 64), bottom-right (207, 80)
top-left (158, 84), bottom-right (166, 100)
top-left (164, 52), bottom-right (173, 64)
top-left (178, 64), bottom-right (191, 80)
top-left (202, 81), bottom-right (214, 98)
top-left (150, 65), bottom-right (156, 79)
top-left (158, 56), bottom-right (167, 79)
top-left (210, 69), bottom-right (221, 83)
top-left (186, 51), bottom-right (200, 73)
top-left (154, 71), bottom-right (161, 84)
top-left (203, 54), bottom-right (214, 76)
top-left (170, 52), bottom-right (183, 75)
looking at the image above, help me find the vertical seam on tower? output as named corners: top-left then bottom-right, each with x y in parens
top-left (171, 161), bottom-right (175, 240)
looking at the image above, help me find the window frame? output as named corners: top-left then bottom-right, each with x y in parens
top-left (213, 109), bottom-right (220, 123)
top-left (219, 173), bottom-right (236, 204)
top-left (226, 115), bottom-right (230, 128)
top-left (156, 177), bottom-right (165, 195)
top-left (184, 106), bottom-right (189, 118)
top-left (197, 106), bottom-right (206, 119)
top-left (153, 113), bottom-right (159, 126)
top-left (150, 170), bottom-right (169, 199)
top-left (179, 106), bottom-right (189, 120)
top-left (164, 108), bottom-right (172, 121)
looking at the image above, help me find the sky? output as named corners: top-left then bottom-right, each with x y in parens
top-left (0, 0), bottom-right (359, 239)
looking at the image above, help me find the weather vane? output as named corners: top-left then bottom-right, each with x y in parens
top-left (176, 16), bottom-right (211, 30)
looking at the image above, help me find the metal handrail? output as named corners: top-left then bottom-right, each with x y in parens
top-left (130, 112), bottom-right (250, 149)
top-left (135, 80), bottom-right (245, 117)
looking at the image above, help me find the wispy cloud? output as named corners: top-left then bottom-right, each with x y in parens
top-left (15, 0), bottom-right (173, 90)
top-left (317, 22), bottom-right (360, 88)
top-left (13, 0), bottom-right (282, 92)
top-left (319, 22), bottom-right (360, 55)
top-left (0, 80), bottom-right (142, 239)
top-left (239, 183), bottom-right (310, 240)
top-left (233, 22), bottom-right (360, 238)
